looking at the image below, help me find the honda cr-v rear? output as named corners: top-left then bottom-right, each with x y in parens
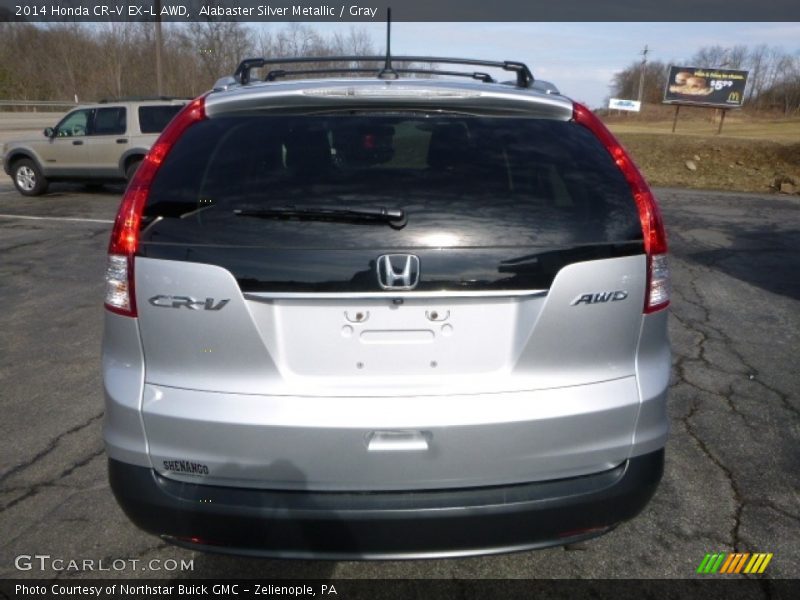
top-left (102, 55), bottom-right (670, 558)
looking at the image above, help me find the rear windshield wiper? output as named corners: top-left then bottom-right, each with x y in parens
top-left (234, 205), bottom-right (407, 229)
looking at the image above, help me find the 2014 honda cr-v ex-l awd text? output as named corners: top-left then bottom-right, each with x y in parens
top-left (102, 55), bottom-right (670, 559)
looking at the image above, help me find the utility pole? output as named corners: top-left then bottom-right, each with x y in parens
top-left (637, 44), bottom-right (649, 103)
top-left (154, 0), bottom-right (163, 96)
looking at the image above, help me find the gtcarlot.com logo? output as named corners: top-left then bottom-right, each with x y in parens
top-left (14, 554), bottom-right (194, 572)
top-left (697, 552), bottom-right (773, 574)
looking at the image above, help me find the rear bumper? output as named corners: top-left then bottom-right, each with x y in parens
top-left (109, 449), bottom-right (664, 559)
top-left (124, 376), bottom-right (665, 490)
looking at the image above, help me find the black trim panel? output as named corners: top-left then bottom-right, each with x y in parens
top-left (138, 242), bottom-right (644, 293)
top-left (109, 450), bottom-right (664, 559)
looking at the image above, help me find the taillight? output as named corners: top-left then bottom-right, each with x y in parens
top-left (104, 96), bottom-right (207, 317)
top-left (572, 103), bottom-right (670, 313)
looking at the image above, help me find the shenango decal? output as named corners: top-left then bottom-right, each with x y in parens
top-left (163, 460), bottom-right (210, 475)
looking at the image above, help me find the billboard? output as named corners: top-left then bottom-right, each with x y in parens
top-left (609, 98), bottom-right (642, 112)
top-left (663, 66), bottom-right (749, 108)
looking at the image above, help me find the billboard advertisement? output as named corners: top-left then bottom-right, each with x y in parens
top-left (663, 66), bottom-right (749, 108)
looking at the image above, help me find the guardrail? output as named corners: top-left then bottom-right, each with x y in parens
top-left (0, 100), bottom-right (79, 110)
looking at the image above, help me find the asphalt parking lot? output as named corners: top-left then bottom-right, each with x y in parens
top-left (0, 180), bottom-right (798, 580)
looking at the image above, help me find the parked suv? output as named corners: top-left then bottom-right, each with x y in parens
top-left (2, 98), bottom-right (187, 196)
top-left (102, 56), bottom-right (670, 558)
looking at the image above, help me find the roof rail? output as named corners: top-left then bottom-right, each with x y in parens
top-left (98, 96), bottom-right (191, 103)
top-left (233, 56), bottom-right (535, 88)
top-left (265, 67), bottom-right (496, 84)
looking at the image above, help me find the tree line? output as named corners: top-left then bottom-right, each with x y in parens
top-left (610, 44), bottom-right (800, 115)
top-left (0, 22), bottom-right (378, 103)
top-left (2, 26), bottom-right (798, 115)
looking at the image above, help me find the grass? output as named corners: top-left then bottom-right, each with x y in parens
top-left (607, 115), bottom-right (800, 144)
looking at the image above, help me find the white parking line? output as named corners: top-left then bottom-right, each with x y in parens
top-left (0, 214), bottom-right (113, 224)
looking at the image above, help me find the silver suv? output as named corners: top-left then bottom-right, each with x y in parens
top-left (2, 99), bottom-right (186, 196)
top-left (102, 56), bottom-right (670, 558)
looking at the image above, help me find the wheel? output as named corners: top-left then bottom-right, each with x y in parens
top-left (125, 159), bottom-right (143, 182)
top-left (12, 159), bottom-right (49, 196)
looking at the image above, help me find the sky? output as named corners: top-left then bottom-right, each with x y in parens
top-left (254, 22), bottom-right (800, 108)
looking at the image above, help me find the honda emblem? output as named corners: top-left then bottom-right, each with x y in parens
top-left (376, 254), bottom-right (420, 290)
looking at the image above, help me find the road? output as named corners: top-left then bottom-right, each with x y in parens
top-left (0, 181), bottom-right (798, 580)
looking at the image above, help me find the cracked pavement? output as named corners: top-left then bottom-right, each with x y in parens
top-left (0, 182), bottom-right (797, 580)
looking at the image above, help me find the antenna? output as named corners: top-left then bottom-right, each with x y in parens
top-left (378, 8), bottom-right (399, 80)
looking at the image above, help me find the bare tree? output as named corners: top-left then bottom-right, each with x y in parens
top-left (253, 23), bottom-right (381, 80)
top-left (272, 23), bottom-right (325, 56)
top-left (756, 52), bottom-right (800, 114)
top-left (97, 22), bottom-right (134, 99)
top-left (609, 60), bottom-right (668, 104)
top-left (745, 44), bottom-right (770, 104)
top-left (46, 23), bottom-right (94, 102)
top-left (726, 45), bottom-right (749, 69)
top-left (189, 21), bottom-right (255, 83)
top-left (691, 45), bottom-right (730, 67)
top-left (332, 27), bottom-right (375, 56)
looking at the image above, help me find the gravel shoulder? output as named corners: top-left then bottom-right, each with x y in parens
top-left (616, 132), bottom-right (800, 195)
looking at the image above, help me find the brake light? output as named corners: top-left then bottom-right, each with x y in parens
top-left (572, 103), bottom-right (669, 313)
top-left (105, 96), bottom-right (207, 317)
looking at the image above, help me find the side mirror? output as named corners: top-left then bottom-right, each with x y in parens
top-left (44, 127), bottom-right (55, 138)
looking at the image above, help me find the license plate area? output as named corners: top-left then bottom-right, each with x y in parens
top-left (250, 296), bottom-right (535, 379)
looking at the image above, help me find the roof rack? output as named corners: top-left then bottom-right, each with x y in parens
top-left (233, 56), bottom-right (535, 88)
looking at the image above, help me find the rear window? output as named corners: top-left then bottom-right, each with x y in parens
top-left (138, 105), bottom-right (183, 134)
top-left (142, 114), bottom-right (643, 248)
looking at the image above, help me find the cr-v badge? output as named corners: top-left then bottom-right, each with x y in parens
top-left (376, 254), bottom-right (421, 290)
top-left (148, 295), bottom-right (230, 310)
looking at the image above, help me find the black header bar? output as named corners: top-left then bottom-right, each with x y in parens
top-left (2, 0), bottom-right (800, 22)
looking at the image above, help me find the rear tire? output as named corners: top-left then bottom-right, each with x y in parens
top-left (12, 159), bottom-right (49, 196)
top-left (126, 159), bottom-right (143, 182)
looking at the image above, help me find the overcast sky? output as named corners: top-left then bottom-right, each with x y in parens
top-left (260, 22), bottom-right (800, 107)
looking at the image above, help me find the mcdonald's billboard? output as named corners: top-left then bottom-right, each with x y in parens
top-left (663, 65), bottom-right (749, 108)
